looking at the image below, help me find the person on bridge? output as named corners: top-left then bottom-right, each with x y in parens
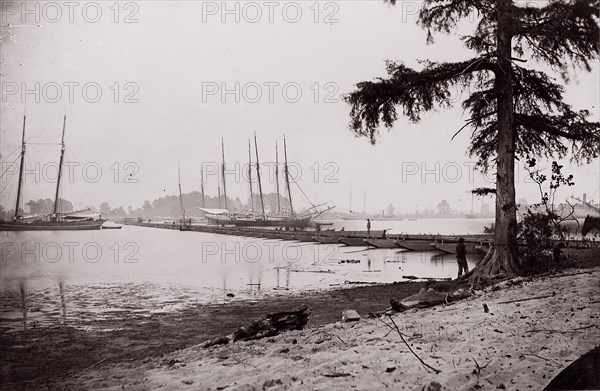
top-left (367, 219), bottom-right (371, 238)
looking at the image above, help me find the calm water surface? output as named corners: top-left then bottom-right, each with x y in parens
top-left (0, 218), bottom-right (490, 329)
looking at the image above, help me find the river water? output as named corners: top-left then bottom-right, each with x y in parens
top-left (0, 218), bottom-right (491, 330)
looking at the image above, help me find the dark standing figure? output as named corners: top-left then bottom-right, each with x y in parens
top-left (456, 238), bottom-right (468, 278)
top-left (381, 229), bottom-right (387, 239)
top-left (367, 219), bottom-right (371, 238)
top-left (553, 242), bottom-right (564, 266)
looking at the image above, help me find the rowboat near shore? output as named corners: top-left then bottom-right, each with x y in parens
top-left (396, 240), bottom-right (439, 252)
top-left (364, 239), bottom-right (399, 248)
top-left (338, 237), bottom-right (368, 246)
top-left (431, 241), bottom-right (482, 254)
top-left (102, 222), bottom-right (123, 230)
top-left (313, 235), bottom-right (341, 244)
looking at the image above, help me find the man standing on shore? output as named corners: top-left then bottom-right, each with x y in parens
top-left (367, 219), bottom-right (371, 238)
top-left (456, 238), bottom-right (468, 278)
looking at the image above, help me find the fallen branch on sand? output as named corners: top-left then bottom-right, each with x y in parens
top-left (520, 350), bottom-right (561, 365)
top-left (472, 358), bottom-right (492, 375)
top-left (386, 315), bottom-right (441, 374)
top-left (545, 270), bottom-right (593, 279)
top-left (390, 288), bottom-right (472, 312)
top-left (377, 316), bottom-right (409, 338)
top-left (498, 293), bottom-right (555, 304)
top-left (82, 358), bottom-right (107, 372)
top-left (402, 275), bottom-right (452, 281)
top-left (525, 324), bottom-right (595, 334)
top-left (201, 305), bottom-right (310, 348)
top-left (323, 372), bottom-right (352, 378)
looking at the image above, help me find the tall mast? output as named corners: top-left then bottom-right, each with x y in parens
top-left (178, 165), bottom-right (185, 223)
top-left (217, 185), bottom-right (222, 209)
top-left (221, 138), bottom-right (228, 210)
top-left (200, 166), bottom-right (206, 208)
top-left (254, 132), bottom-right (266, 215)
top-left (275, 141), bottom-right (281, 214)
top-left (248, 140), bottom-right (254, 212)
top-left (53, 115), bottom-right (67, 216)
top-left (362, 188), bottom-right (366, 214)
top-left (14, 115), bottom-right (26, 221)
top-left (349, 182), bottom-right (353, 213)
top-left (283, 136), bottom-right (294, 216)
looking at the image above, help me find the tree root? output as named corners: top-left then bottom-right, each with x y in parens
top-left (470, 246), bottom-right (519, 289)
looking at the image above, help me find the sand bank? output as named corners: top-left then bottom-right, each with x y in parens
top-left (57, 267), bottom-right (599, 391)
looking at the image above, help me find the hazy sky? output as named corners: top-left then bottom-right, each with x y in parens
top-left (1, 1), bottom-right (599, 214)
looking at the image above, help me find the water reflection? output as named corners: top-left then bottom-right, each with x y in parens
top-left (20, 284), bottom-right (27, 330)
top-left (59, 281), bottom-right (67, 324)
top-left (274, 266), bottom-right (291, 290)
top-left (1, 225), bottom-right (488, 331)
top-left (247, 274), bottom-right (262, 295)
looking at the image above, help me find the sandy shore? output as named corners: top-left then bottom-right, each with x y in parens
top-left (1, 278), bottom-right (440, 390)
top-left (47, 267), bottom-right (600, 391)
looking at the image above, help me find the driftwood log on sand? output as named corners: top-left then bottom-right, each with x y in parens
top-left (390, 288), bottom-right (471, 312)
top-left (202, 305), bottom-right (310, 348)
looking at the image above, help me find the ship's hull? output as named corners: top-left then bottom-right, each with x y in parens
top-left (395, 240), bottom-right (436, 251)
top-left (313, 235), bottom-right (341, 244)
top-left (338, 237), bottom-right (368, 246)
top-left (365, 239), bottom-right (399, 248)
top-left (430, 242), bottom-right (480, 254)
top-left (206, 215), bottom-right (312, 228)
top-left (0, 219), bottom-right (105, 231)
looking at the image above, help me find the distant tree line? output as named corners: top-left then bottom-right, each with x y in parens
top-left (101, 191), bottom-right (291, 219)
top-left (0, 198), bottom-right (73, 220)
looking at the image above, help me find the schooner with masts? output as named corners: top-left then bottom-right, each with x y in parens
top-left (0, 116), bottom-right (105, 231)
top-left (198, 134), bottom-right (333, 229)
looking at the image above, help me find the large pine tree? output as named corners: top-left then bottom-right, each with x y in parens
top-left (346, 0), bottom-right (599, 283)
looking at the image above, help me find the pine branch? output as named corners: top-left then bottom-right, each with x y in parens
top-left (346, 57), bottom-right (498, 141)
top-left (513, 0), bottom-right (600, 72)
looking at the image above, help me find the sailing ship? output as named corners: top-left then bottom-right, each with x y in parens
top-left (0, 116), bottom-right (105, 231)
top-left (177, 165), bottom-right (194, 231)
top-left (199, 134), bottom-right (332, 229)
top-left (342, 187), bottom-right (370, 220)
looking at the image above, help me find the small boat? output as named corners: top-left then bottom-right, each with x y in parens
top-left (313, 235), bottom-right (340, 244)
top-left (395, 239), bottom-right (437, 251)
top-left (430, 242), bottom-right (482, 254)
top-left (293, 233), bottom-right (316, 242)
top-left (365, 239), bottom-right (399, 248)
top-left (0, 218), bottom-right (104, 231)
top-left (102, 222), bottom-right (123, 230)
top-left (338, 237), bottom-right (368, 246)
top-left (261, 231), bottom-right (292, 240)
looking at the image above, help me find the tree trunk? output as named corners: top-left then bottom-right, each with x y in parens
top-left (472, 0), bottom-right (520, 286)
